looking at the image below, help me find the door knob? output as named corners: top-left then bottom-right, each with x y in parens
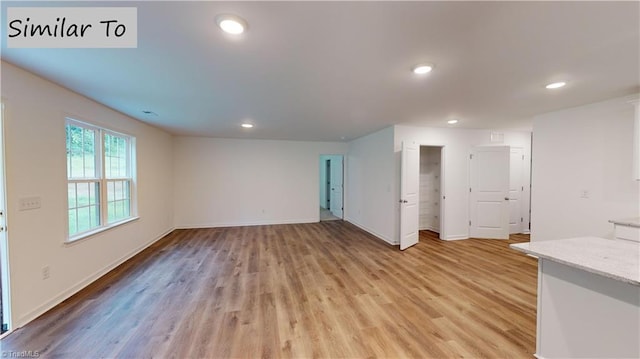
top-left (505, 197), bottom-right (510, 201)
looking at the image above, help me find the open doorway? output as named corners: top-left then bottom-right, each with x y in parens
top-left (419, 146), bottom-right (444, 237)
top-left (319, 155), bottom-right (343, 221)
top-left (0, 103), bottom-right (9, 335)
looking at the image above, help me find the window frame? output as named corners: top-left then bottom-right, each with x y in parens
top-left (104, 129), bottom-right (134, 225)
top-left (65, 118), bottom-right (137, 242)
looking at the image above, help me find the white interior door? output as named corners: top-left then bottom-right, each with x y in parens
top-left (509, 148), bottom-right (524, 234)
top-left (469, 146), bottom-right (510, 239)
top-left (400, 141), bottom-right (419, 250)
top-left (329, 156), bottom-right (343, 218)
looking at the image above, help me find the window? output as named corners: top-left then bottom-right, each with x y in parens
top-left (66, 119), bottom-right (136, 240)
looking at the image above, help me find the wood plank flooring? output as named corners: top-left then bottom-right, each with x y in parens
top-left (1, 222), bottom-right (537, 358)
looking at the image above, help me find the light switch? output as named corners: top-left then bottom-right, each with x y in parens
top-left (19, 196), bottom-right (41, 211)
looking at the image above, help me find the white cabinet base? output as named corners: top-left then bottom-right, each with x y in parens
top-left (537, 259), bottom-right (640, 358)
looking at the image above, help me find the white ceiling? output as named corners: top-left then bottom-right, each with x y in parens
top-left (2, 1), bottom-right (639, 141)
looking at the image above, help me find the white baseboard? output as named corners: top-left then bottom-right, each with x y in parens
top-left (419, 225), bottom-right (440, 233)
top-left (344, 217), bottom-right (398, 246)
top-left (443, 234), bottom-right (469, 241)
top-left (16, 226), bottom-right (175, 329)
top-left (175, 218), bottom-right (318, 229)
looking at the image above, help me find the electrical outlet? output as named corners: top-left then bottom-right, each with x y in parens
top-left (19, 196), bottom-right (41, 211)
top-left (42, 266), bottom-right (50, 280)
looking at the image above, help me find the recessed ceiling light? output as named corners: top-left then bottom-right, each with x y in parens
top-left (447, 119), bottom-right (458, 124)
top-left (412, 63), bottom-right (434, 75)
top-left (545, 81), bottom-right (566, 89)
top-left (216, 14), bottom-right (248, 35)
top-left (241, 123), bottom-right (254, 128)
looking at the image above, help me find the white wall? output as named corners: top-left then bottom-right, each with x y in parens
top-left (1, 61), bottom-right (174, 328)
top-left (394, 126), bottom-right (532, 241)
top-left (345, 127), bottom-right (396, 244)
top-left (173, 137), bottom-right (347, 228)
top-left (531, 95), bottom-right (640, 242)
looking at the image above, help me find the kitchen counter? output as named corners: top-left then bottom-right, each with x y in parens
top-left (510, 236), bottom-right (640, 286)
top-left (609, 217), bottom-right (640, 228)
top-left (609, 217), bottom-right (640, 242)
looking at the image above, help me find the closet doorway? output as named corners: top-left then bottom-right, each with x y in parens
top-left (419, 146), bottom-right (444, 237)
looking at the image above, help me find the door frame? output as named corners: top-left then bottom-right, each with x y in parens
top-left (325, 159), bottom-right (331, 209)
top-left (0, 101), bottom-right (11, 336)
top-left (509, 147), bottom-right (525, 234)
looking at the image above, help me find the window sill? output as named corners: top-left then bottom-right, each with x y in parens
top-left (65, 216), bottom-right (140, 246)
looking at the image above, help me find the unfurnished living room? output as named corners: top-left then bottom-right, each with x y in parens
top-left (0, 1), bottom-right (639, 358)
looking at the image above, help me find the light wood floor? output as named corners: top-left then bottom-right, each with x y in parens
top-left (1, 222), bottom-right (537, 358)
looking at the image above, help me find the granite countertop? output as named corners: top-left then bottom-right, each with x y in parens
top-left (609, 217), bottom-right (640, 228)
top-left (510, 237), bottom-right (640, 286)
